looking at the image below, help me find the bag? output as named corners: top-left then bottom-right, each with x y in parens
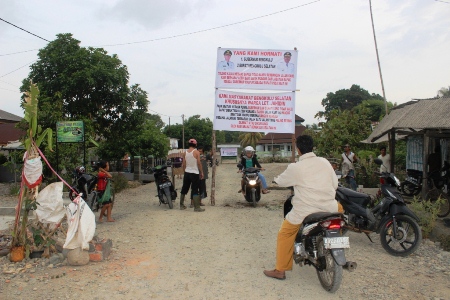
top-left (98, 180), bottom-right (111, 203)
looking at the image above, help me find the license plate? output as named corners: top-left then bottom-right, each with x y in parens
top-left (323, 237), bottom-right (350, 249)
top-left (159, 182), bottom-right (171, 189)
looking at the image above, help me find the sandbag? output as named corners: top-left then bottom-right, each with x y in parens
top-left (63, 196), bottom-right (96, 251)
top-left (35, 182), bottom-right (66, 224)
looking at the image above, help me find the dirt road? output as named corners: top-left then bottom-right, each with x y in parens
top-left (1, 163), bottom-right (449, 299)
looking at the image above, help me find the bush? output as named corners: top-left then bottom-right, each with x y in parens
top-left (409, 196), bottom-right (444, 238)
top-left (112, 173), bottom-right (128, 193)
top-left (9, 183), bottom-right (21, 196)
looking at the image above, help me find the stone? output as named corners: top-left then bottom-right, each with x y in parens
top-left (66, 248), bottom-right (90, 266)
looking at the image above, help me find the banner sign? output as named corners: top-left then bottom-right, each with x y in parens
top-left (56, 121), bottom-right (84, 143)
top-left (220, 147), bottom-right (238, 157)
top-left (213, 90), bottom-right (295, 133)
top-left (215, 48), bottom-right (298, 91)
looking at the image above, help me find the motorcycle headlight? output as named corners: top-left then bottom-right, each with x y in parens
top-left (249, 180), bottom-right (257, 185)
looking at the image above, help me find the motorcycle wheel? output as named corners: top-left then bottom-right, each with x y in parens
top-left (251, 189), bottom-right (257, 208)
top-left (426, 190), bottom-right (450, 218)
top-left (379, 214), bottom-right (422, 257)
top-left (316, 236), bottom-right (343, 293)
top-left (400, 181), bottom-right (421, 196)
top-left (164, 188), bottom-right (173, 209)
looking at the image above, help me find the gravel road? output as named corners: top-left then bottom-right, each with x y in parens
top-left (0, 163), bottom-right (449, 299)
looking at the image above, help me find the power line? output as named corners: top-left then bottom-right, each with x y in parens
top-left (97, 0), bottom-right (320, 47)
top-left (0, 49), bottom-right (40, 57)
top-left (435, 0), bottom-right (450, 3)
top-left (0, 17), bottom-right (49, 42)
top-left (1, 0), bottom-right (320, 56)
top-left (148, 109), bottom-right (182, 118)
top-left (0, 60), bottom-right (36, 78)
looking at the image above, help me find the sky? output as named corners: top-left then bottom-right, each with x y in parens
top-left (1, 0), bottom-right (449, 126)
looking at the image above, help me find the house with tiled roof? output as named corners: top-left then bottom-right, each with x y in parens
top-left (0, 109), bottom-right (24, 146)
top-left (256, 115), bottom-right (306, 157)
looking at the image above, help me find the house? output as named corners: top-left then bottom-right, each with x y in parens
top-left (256, 115), bottom-right (307, 157)
top-left (364, 97), bottom-right (450, 196)
top-left (0, 109), bottom-right (24, 147)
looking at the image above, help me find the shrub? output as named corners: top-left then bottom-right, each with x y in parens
top-left (409, 196), bottom-right (444, 238)
top-left (9, 183), bottom-right (21, 196)
top-left (112, 173), bottom-right (128, 193)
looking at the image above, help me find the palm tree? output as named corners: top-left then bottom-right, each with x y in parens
top-left (239, 132), bottom-right (263, 148)
top-left (437, 86), bottom-right (450, 98)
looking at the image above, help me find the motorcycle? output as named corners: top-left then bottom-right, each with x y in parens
top-left (237, 163), bottom-right (262, 207)
top-left (151, 163), bottom-right (177, 209)
top-left (283, 188), bottom-right (356, 293)
top-left (400, 161), bottom-right (450, 217)
top-left (68, 166), bottom-right (101, 211)
top-left (335, 158), bottom-right (422, 257)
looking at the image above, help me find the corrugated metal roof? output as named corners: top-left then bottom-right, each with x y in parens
top-left (365, 97), bottom-right (450, 143)
top-left (0, 109), bottom-right (22, 123)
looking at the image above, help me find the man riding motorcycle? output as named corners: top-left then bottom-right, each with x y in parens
top-left (238, 146), bottom-right (270, 194)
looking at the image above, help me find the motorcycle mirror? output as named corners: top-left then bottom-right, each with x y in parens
top-left (373, 158), bottom-right (383, 166)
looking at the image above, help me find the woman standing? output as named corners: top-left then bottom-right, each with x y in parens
top-left (97, 161), bottom-right (115, 222)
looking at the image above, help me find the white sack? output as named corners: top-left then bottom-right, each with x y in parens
top-left (63, 195), bottom-right (96, 250)
top-left (35, 182), bottom-right (66, 224)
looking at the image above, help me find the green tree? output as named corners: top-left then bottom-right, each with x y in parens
top-left (163, 115), bottom-right (213, 150)
top-left (238, 132), bottom-right (263, 148)
top-left (437, 86), bottom-right (450, 98)
top-left (316, 84), bottom-right (384, 120)
top-left (356, 99), bottom-right (394, 122)
top-left (20, 33), bottom-right (149, 164)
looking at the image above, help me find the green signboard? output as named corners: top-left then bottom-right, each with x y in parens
top-left (56, 121), bottom-right (84, 143)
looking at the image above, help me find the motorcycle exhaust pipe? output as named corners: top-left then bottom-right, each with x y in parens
top-left (343, 261), bottom-right (357, 272)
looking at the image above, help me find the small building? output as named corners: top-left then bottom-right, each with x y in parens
top-left (256, 115), bottom-right (307, 157)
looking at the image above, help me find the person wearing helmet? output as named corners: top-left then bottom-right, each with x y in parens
top-left (180, 138), bottom-right (205, 212)
top-left (239, 146), bottom-right (270, 194)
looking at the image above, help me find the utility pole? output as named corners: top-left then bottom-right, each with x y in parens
top-left (369, 0), bottom-right (388, 115)
top-left (182, 114), bottom-right (185, 149)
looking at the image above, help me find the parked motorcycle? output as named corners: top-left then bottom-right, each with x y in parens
top-left (151, 163), bottom-right (177, 209)
top-left (69, 166), bottom-right (101, 210)
top-left (400, 161), bottom-right (450, 217)
top-left (237, 164), bottom-right (261, 207)
top-left (283, 188), bottom-right (356, 293)
top-left (335, 158), bottom-right (422, 257)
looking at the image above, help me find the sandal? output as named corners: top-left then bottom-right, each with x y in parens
top-left (262, 189), bottom-right (270, 194)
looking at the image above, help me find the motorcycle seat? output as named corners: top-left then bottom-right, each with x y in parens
top-left (336, 187), bottom-right (372, 207)
top-left (406, 169), bottom-right (423, 177)
top-left (303, 212), bottom-right (343, 224)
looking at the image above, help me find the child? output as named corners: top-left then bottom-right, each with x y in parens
top-left (97, 161), bottom-right (115, 222)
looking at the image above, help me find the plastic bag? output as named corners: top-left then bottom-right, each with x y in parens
top-left (23, 156), bottom-right (43, 188)
top-left (35, 182), bottom-right (66, 224)
top-left (63, 195), bottom-right (96, 250)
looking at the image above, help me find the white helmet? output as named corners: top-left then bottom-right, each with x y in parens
top-left (244, 146), bottom-right (255, 154)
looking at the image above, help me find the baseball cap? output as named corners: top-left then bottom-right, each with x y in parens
top-left (188, 138), bottom-right (197, 145)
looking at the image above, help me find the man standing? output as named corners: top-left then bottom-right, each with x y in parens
top-left (341, 144), bottom-right (358, 191)
top-left (263, 135), bottom-right (338, 280)
top-left (277, 52), bottom-right (295, 74)
top-left (378, 146), bottom-right (391, 173)
top-left (180, 139), bottom-right (205, 212)
top-left (217, 50), bottom-right (235, 70)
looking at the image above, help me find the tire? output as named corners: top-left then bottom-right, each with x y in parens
top-left (401, 181), bottom-right (421, 196)
top-left (251, 189), bottom-right (257, 208)
top-left (164, 188), bottom-right (173, 209)
top-left (426, 190), bottom-right (450, 218)
top-left (86, 191), bottom-right (98, 211)
top-left (379, 214), bottom-right (422, 257)
top-left (316, 236), bottom-right (343, 293)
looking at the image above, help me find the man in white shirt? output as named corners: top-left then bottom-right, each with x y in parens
top-left (217, 50), bottom-right (235, 70)
top-left (377, 146), bottom-right (391, 173)
top-left (263, 135), bottom-right (339, 280)
top-left (341, 144), bottom-right (358, 191)
top-left (277, 52), bottom-right (295, 74)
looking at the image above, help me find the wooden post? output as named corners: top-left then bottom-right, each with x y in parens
top-left (210, 130), bottom-right (216, 206)
top-left (421, 132), bottom-right (429, 199)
